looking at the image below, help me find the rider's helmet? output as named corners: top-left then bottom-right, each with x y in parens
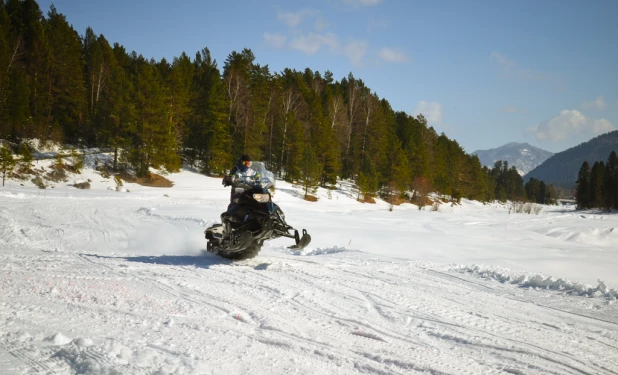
top-left (239, 154), bottom-right (252, 170)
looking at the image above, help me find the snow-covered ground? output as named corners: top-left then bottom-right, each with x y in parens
top-left (1, 156), bottom-right (617, 374)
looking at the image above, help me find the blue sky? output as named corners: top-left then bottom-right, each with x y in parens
top-left (38, 0), bottom-right (617, 154)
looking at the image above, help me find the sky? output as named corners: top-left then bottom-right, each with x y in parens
top-left (36, 0), bottom-right (618, 154)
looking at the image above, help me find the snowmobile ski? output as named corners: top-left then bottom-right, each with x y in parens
top-left (288, 229), bottom-right (311, 250)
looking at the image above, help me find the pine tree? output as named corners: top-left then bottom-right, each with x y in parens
top-left (575, 161), bottom-right (591, 209)
top-left (187, 48), bottom-right (230, 175)
top-left (604, 151), bottom-right (618, 210)
top-left (357, 157), bottom-right (378, 202)
top-left (0, 144), bottom-right (15, 186)
top-left (538, 181), bottom-right (546, 204)
top-left (244, 63), bottom-right (271, 160)
top-left (273, 70), bottom-right (304, 178)
top-left (18, 142), bottom-right (33, 173)
top-left (128, 55), bottom-right (179, 176)
top-left (525, 178), bottom-right (540, 202)
top-left (223, 49), bottom-right (254, 158)
top-left (299, 145), bottom-right (322, 199)
top-left (203, 60), bottom-right (231, 175)
top-left (19, 0), bottom-right (51, 137)
top-left (389, 141), bottom-right (411, 195)
top-left (589, 161), bottom-right (605, 208)
top-left (283, 113), bottom-right (305, 182)
top-left (169, 52), bottom-right (193, 138)
top-left (44, 5), bottom-right (86, 142)
top-left (0, 3), bottom-right (12, 137)
top-left (103, 43), bottom-right (134, 171)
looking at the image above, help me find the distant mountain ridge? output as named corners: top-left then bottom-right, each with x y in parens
top-left (524, 130), bottom-right (618, 189)
top-left (472, 142), bottom-right (554, 176)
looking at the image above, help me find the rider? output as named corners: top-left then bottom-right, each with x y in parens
top-left (222, 154), bottom-right (256, 223)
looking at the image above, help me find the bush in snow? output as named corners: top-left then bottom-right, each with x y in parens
top-left (18, 142), bottom-right (34, 174)
top-left (73, 181), bottom-right (90, 189)
top-left (69, 147), bottom-right (85, 173)
top-left (532, 205), bottom-right (543, 215)
top-left (510, 202), bottom-right (542, 215)
top-left (31, 176), bottom-right (46, 189)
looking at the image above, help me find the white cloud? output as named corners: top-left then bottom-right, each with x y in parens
top-left (315, 18), bottom-right (328, 31)
top-left (378, 47), bottom-right (410, 63)
top-left (281, 32), bottom-right (368, 66)
top-left (289, 32), bottom-right (339, 55)
top-left (263, 33), bottom-right (287, 49)
top-left (490, 52), bottom-right (515, 69)
top-left (592, 118), bottom-right (615, 135)
top-left (413, 101), bottom-right (443, 123)
top-left (276, 9), bottom-right (314, 28)
top-left (340, 0), bottom-right (382, 7)
top-left (582, 96), bottom-right (606, 110)
top-left (490, 52), bottom-right (565, 90)
top-left (369, 17), bottom-right (389, 31)
top-left (527, 110), bottom-right (616, 142)
top-left (343, 41), bottom-right (368, 67)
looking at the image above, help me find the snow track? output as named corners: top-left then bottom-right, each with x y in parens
top-left (1, 183), bottom-right (618, 374)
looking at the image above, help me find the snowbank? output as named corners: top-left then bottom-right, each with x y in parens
top-left (458, 264), bottom-right (618, 300)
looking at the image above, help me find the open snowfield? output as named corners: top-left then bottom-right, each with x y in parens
top-left (1, 156), bottom-right (618, 374)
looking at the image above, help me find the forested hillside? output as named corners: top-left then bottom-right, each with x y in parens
top-left (524, 131), bottom-right (618, 189)
top-left (1, 0), bottom-right (550, 203)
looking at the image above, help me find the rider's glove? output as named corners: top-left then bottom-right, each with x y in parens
top-left (222, 176), bottom-right (233, 187)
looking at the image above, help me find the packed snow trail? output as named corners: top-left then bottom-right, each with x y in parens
top-left (1, 188), bottom-right (617, 374)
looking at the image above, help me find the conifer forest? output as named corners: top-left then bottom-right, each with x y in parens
top-left (0, 0), bottom-right (558, 204)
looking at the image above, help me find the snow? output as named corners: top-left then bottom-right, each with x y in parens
top-left (1, 155), bottom-right (617, 374)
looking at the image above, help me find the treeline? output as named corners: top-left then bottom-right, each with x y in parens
top-left (575, 151), bottom-right (618, 210)
top-left (1, 0), bottom-right (555, 204)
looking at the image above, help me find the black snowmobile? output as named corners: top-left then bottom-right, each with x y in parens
top-left (204, 162), bottom-right (311, 260)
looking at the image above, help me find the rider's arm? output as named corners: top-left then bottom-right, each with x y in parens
top-left (223, 165), bottom-right (238, 186)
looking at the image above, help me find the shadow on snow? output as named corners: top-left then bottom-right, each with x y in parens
top-left (80, 252), bottom-right (231, 269)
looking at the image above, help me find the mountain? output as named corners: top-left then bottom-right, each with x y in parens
top-left (472, 142), bottom-right (554, 175)
top-left (524, 130), bottom-right (618, 189)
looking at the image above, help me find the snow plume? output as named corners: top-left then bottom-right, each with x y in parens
top-left (130, 207), bottom-right (206, 256)
top-left (459, 265), bottom-right (618, 300)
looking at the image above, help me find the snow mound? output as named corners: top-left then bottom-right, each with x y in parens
top-left (459, 265), bottom-right (618, 299)
top-left (47, 332), bottom-right (72, 345)
top-left (288, 246), bottom-right (360, 256)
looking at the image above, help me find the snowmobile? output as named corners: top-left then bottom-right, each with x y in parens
top-left (204, 161), bottom-right (311, 260)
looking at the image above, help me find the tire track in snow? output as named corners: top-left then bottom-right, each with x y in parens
top-left (0, 341), bottom-right (58, 374)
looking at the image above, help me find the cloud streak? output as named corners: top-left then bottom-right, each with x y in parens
top-left (343, 41), bottom-right (368, 67)
top-left (267, 7), bottom-right (401, 66)
top-left (288, 32), bottom-right (339, 55)
top-left (582, 96), bottom-right (606, 110)
top-left (490, 52), bottom-right (565, 90)
top-left (263, 30), bottom-right (373, 66)
top-left (527, 110), bottom-right (615, 142)
top-left (378, 47), bottom-right (410, 63)
top-left (276, 9), bottom-right (315, 28)
top-left (263, 32), bottom-right (287, 49)
top-left (414, 101), bottom-right (443, 123)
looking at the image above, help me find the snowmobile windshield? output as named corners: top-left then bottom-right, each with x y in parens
top-left (233, 161), bottom-right (276, 189)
